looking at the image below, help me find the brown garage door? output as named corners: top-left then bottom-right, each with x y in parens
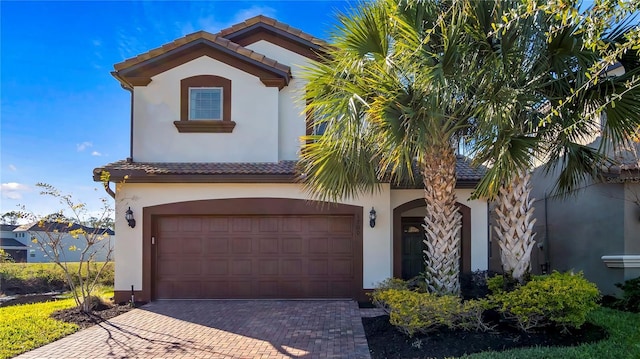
top-left (154, 215), bottom-right (358, 299)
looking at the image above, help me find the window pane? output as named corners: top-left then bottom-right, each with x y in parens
top-left (189, 88), bottom-right (222, 120)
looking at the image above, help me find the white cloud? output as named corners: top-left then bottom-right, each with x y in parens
top-left (77, 141), bottom-right (93, 152)
top-left (8, 164), bottom-right (17, 171)
top-left (178, 5), bottom-right (277, 36)
top-left (230, 5), bottom-right (277, 24)
top-left (1, 182), bottom-right (30, 200)
top-left (91, 151), bottom-right (102, 157)
top-left (92, 39), bottom-right (102, 47)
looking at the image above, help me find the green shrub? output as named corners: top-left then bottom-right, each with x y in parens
top-left (614, 276), bottom-right (640, 313)
top-left (490, 271), bottom-right (600, 332)
top-left (371, 288), bottom-right (492, 336)
top-left (374, 277), bottom-right (409, 291)
top-left (0, 262), bottom-right (114, 294)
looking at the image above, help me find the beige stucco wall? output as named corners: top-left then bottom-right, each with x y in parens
top-left (115, 183), bottom-right (392, 293)
top-left (390, 189), bottom-right (489, 271)
top-left (245, 40), bottom-right (312, 161)
top-left (114, 184), bottom-right (489, 294)
top-left (132, 56), bottom-right (280, 163)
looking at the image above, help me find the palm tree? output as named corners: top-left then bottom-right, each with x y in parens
top-left (300, 0), bottom-right (486, 295)
top-left (467, 1), bottom-right (640, 282)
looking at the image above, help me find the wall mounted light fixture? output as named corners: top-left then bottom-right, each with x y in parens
top-left (125, 207), bottom-right (136, 228)
top-left (369, 207), bottom-right (377, 228)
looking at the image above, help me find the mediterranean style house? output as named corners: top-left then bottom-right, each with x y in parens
top-left (94, 16), bottom-right (489, 303)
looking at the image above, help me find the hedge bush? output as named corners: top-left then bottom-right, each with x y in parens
top-left (614, 276), bottom-right (640, 313)
top-left (489, 271), bottom-right (600, 332)
top-left (371, 288), bottom-right (491, 336)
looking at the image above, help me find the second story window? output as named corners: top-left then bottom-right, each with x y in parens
top-left (189, 88), bottom-right (223, 120)
top-left (174, 75), bottom-right (235, 133)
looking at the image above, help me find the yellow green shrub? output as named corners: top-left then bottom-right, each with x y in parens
top-left (490, 271), bottom-right (600, 332)
top-left (371, 288), bottom-right (491, 336)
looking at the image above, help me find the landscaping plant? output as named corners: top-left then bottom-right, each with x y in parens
top-left (20, 183), bottom-right (114, 312)
top-left (614, 276), bottom-right (640, 313)
top-left (489, 271), bottom-right (601, 332)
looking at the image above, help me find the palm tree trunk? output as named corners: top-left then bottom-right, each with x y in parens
top-left (422, 145), bottom-right (462, 295)
top-left (494, 170), bottom-right (537, 282)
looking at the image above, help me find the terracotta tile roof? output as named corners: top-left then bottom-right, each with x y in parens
top-left (98, 160), bottom-right (299, 176)
top-left (113, 30), bottom-right (291, 75)
top-left (217, 15), bottom-right (329, 48)
top-left (94, 157), bottom-right (485, 184)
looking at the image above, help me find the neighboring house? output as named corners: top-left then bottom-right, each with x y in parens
top-left (93, 16), bottom-right (490, 303)
top-left (530, 64), bottom-right (640, 295)
top-left (0, 224), bottom-right (27, 262)
top-left (13, 222), bottom-right (114, 263)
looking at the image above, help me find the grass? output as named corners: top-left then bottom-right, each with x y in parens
top-left (464, 307), bottom-right (640, 359)
top-left (0, 298), bottom-right (78, 359)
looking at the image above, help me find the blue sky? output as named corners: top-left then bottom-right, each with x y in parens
top-left (0, 0), bottom-right (351, 218)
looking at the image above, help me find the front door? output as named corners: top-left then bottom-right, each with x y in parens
top-left (401, 218), bottom-right (425, 280)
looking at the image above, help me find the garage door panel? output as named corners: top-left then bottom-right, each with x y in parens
top-left (154, 214), bottom-right (359, 299)
top-left (330, 259), bottom-right (353, 276)
top-left (231, 259), bottom-right (252, 275)
top-left (179, 217), bottom-right (203, 232)
top-left (204, 237), bottom-right (229, 254)
top-left (330, 237), bottom-right (353, 254)
top-left (228, 281), bottom-right (252, 297)
top-left (259, 218), bottom-right (279, 232)
top-left (307, 217), bottom-right (329, 232)
top-left (231, 217), bottom-right (252, 232)
top-left (308, 259), bottom-right (329, 275)
top-left (308, 237), bottom-right (328, 254)
top-left (330, 217), bottom-right (354, 233)
top-left (204, 260), bottom-right (229, 275)
top-left (231, 237), bottom-right (252, 254)
top-left (257, 259), bottom-right (279, 275)
top-left (207, 217), bottom-right (229, 232)
top-left (182, 238), bottom-right (202, 253)
top-left (281, 238), bottom-right (303, 254)
top-left (258, 238), bottom-right (279, 253)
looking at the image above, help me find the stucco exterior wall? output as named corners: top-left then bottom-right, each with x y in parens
top-left (114, 183), bottom-right (392, 293)
top-left (245, 40), bottom-right (311, 161)
top-left (132, 56), bottom-right (280, 163)
top-left (390, 189), bottom-right (489, 271)
top-left (531, 169), bottom-right (626, 294)
top-left (624, 183), bottom-right (640, 281)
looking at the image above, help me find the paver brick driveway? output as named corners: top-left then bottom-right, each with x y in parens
top-left (17, 300), bottom-right (371, 359)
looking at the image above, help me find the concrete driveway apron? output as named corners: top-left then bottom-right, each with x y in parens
top-left (16, 300), bottom-right (371, 359)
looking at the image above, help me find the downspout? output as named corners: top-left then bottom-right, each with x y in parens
top-left (123, 84), bottom-right (134, 162)
top-left (543, 192), bottom-right (550, 273)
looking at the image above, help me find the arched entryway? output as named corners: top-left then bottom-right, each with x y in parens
top-left (392, 199), bottom-right (471, 279)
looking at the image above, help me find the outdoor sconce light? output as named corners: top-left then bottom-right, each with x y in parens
top-left (125, 207), bottom-right (136, 228)
top-left (369, 207), bottom-right (377, 228)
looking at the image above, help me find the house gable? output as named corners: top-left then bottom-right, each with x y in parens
top-left (113, 33), bottom-right (292, 90)
top-left (218, 15), bottom-right (329, 61)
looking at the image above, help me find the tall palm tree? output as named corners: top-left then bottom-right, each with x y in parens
top-left (467, 1), bottom-right (640, 282)
top-left (300, 0), bottom-right (485, 295)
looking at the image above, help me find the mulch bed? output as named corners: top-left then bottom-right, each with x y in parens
top-left (52, 303), bottom-right (135, 329)
top-left (363, 314), bottom-right (607, 359)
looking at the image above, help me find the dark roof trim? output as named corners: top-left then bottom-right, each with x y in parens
top-left (224, 23), bottom-right (322, 50)
top-left (118, 38), bottom-right (290, 79)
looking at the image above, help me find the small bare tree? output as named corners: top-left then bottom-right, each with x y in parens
top-left (21, 183), bottom-right (114, 312)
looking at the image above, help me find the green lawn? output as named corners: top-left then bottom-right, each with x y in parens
top-left (465, 307), bottom-right (640, 359)
top-left (0, 298), bottom-right (78, 359)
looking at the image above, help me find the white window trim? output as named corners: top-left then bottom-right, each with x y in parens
top-left (188, 87), bottom-right (223, 121)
